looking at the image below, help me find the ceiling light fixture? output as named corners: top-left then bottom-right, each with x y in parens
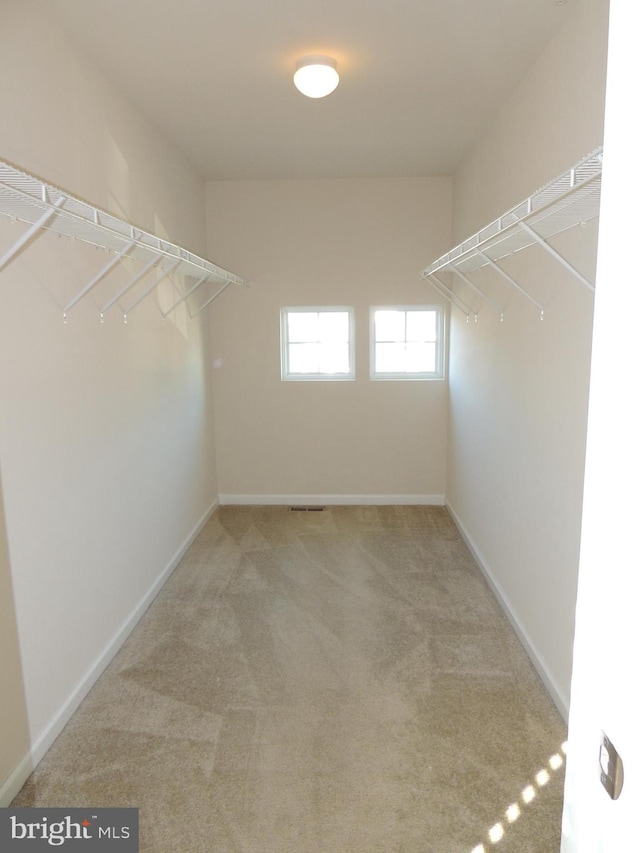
top-left (293, 56), bottom-right (339, 99)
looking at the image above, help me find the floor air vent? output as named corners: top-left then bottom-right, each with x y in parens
top-left (289, 506), bottom-right (325, 512)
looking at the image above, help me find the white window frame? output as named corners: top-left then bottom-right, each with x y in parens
top-left (369, 305), bottom-right (445, 381)
top-left (281, 306), bottom-right (355, 381)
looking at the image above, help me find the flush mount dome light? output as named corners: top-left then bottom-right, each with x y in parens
top-left (293, 56), bottom-right (339, 98)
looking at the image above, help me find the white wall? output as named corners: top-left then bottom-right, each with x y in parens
top-left (0, 0), bottom-right (217, 802)
top-left (446, 0), bottom-right (609, 714)
top-left (205, 177), bottom-right (451, 503)
top-left (562, 1), bottom-right (640, 847)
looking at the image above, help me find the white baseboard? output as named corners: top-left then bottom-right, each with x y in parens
top-left (0, 498), bottom-right (219, 807)
top-left (218, 494), bottom-right (446, 506)
top-left (0, 752), bottom-right (34, 810)
top-left (445, 501), bottom-right (570, 722)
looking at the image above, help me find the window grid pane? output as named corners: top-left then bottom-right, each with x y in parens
top-left (287, 312), bottom-right (318, 343)
top-left (318, 342), bottom-right (350, 374)
top-left (406, 311), bottom-right (436, 342)
top-left (282, 308), bottom-right (354, 380)
top-left (288, 342), bottom-right (320, 374)
top-left (406, 341), bottom-right (436, 372)
top-left (375, 310), bottom-right (405, 342)
top-left (318, 312), bottom-right (349, 343)
top-left (372, 307), bottom-right (442, 379)
top-left (375, 342), bottom-right (406, 373)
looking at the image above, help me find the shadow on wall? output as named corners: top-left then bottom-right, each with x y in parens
top-left (107, 131), bottom-right (189, 338)
top-left (0, 466), bottom-right (31, 805)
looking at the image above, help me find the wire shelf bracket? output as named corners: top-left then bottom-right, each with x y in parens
top-left (420, 147), bottom-right (602, 316)
top-left (476, 249), bottom-right (545, 320)
top-left (0, 159), bottom-right (246, 319)
top-left (449, 266), bottom-right (504, 321)
top-left (162, 273), bottom-right (210, 318)
top-left (100, 256), bottom-right (159, 315)
top-left (63, 234), bottom-right (140, 314)
top-left (518, 220), bottom-right (595, 293)
top-left (426, 273), bottom-right (476, 322)
top-left (123, 259), bottom-right (181, 316)
top-left (190, 280), bottom-right (234, 318)
top-left (0, 194), bottom-right (66, 273)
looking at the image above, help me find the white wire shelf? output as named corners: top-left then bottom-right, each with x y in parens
top-left (0, 158), bottom-right (245, 317)
top-left (420, 147), bottom-right (602, 317)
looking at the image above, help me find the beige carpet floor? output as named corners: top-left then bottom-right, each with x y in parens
top-left (13, 505), bottom-right (567, 852)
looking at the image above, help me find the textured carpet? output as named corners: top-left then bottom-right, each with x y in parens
top-left (13, 505), bottom-right (567, 852)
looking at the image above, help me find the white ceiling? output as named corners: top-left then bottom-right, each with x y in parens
top-left (48, 0), bottom-right (574, 181)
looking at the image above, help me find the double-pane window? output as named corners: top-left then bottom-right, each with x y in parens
top-left (280, 305), bottom-right (444, 381)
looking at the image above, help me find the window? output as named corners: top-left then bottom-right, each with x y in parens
top-left (281, 307), bottom-right (355, 381)
top-left (370, 306), bottom-right (444, 380)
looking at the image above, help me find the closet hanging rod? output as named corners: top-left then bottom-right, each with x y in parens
top-left (0, 159), bottom-right (245, 291)
top-left (420, 147), bottom-right (602, 280)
